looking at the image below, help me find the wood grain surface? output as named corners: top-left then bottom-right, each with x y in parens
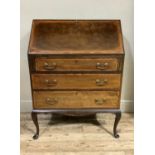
top-left (32, 74), bottom-right (121, 90)
top-left (33, 91), bottom-right (120, 109)
top-left (35, 58), bottom-right (119, 72)
top-left (29, 20), bottom-right (124, 55)
top-left (20, 113), bottom-right (133, 155)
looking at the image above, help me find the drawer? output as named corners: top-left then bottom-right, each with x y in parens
top-left (33, 91), bottom-right (120, 109)
top-left (35, 58), bottom-right (119, 72)
top-left (32, 74), bottom-right (121, 90)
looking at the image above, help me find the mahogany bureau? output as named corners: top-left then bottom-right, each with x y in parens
top-left (28, 20), bottom-right (125, 139)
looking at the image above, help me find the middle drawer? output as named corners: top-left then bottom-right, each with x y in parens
top-left (32, 74), bottom-right (121, 90)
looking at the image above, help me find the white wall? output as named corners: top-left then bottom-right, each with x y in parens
top-left (20, 0), bottom-right (134, 112)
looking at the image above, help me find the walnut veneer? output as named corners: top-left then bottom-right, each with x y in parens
top-left (28, 20), bottom-right (125, 139)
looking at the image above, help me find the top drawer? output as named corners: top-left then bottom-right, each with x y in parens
top-left (35, 58), bottom-right (119, 72)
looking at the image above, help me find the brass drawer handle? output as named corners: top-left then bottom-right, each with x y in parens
top-left (96, 79), bottom-right (108, 86)
top-left (45, 98), bottom-right (58, 105)
top-left (45, 79), bottom-right (57, 86)
top-left (96, 62), bottom-right (109, 70)
top-left (44, 62), bottom-right (57, 70)
top-left (95, 99), bottom-right (106, 105)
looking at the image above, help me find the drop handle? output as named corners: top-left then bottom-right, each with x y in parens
top-left (96, 62), bottom-right (109, 70)
top-left (44, 62), bottom-right (57, 70)
top-left (45, 98), bottom-right (58, 105)
top-left (96, 79), bottom-right (108, 86)
top-left (45, 79), bottom-right (57, 86)
top-left (95, 99), bottom-right (106, 105)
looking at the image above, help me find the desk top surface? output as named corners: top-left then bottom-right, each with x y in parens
top-left (28, 20), bottom-right (124, 55)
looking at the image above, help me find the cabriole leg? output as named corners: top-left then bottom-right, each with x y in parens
top-left (31, 112), bottom-right (39, 140)
top-left (113, 112), bottom-right (121, 138)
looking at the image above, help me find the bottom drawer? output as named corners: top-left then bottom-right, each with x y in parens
top-left (33, 91), bottom-right (120, 109)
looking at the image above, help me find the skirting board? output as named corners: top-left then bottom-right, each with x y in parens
top-left (20, 100), bottom-right (134, 113)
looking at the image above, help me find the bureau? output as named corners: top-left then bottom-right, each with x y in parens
top-left (28, 20), bottom-right (125, 139)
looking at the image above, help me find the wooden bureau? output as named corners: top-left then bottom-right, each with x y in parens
top-left (28, 20), bottom-right (125, 139)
